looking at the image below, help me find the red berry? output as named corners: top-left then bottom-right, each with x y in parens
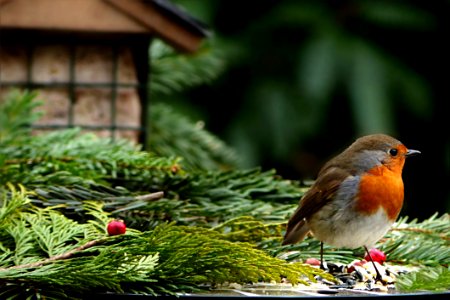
top-left (364, 248), bottom-right (386, 265)
top-left (304, 258), bottom-right (321, 266)
top-left (107, 220), bottom-right (126, 236)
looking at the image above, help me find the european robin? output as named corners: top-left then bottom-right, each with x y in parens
top-left (282, 134), bottom-right (420, 281)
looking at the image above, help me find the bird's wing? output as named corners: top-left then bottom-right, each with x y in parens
top-left (282, 166), bottom-right (350, 245)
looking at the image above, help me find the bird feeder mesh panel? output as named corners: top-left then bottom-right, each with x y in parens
top-left (0, 37), bottom-right (148, 143)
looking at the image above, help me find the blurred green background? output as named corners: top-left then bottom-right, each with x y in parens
top-left (153, 0), bottom-right (449, 219)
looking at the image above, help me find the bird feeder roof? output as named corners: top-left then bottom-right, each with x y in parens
top-left (0, 0), bottom-right (209, 52)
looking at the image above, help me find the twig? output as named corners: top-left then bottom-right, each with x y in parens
top-left (110, 191), bottom-right (165, 214)
top-left (135, 191), bottom-right (164, 201)
top-left (0, 239), bottom-right (104, 271)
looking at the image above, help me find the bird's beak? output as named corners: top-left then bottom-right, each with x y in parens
top-left (406, 149), bottom-right (421, 157)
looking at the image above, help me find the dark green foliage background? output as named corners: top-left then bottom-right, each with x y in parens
top-left (167, 0), bottom-right (449, 219)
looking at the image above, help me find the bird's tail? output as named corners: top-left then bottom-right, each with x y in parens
top-left (282, 219), bottom-right (310, 245)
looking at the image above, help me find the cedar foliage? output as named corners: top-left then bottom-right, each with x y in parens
top-left (0, 184), bottom-right (325, 299)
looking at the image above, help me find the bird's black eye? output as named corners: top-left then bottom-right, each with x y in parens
top-left (389, 148), bottom-right (398, 156)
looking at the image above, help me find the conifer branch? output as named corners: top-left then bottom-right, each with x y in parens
top-left (389, 227), bottom-right (450, 241)
top-left (150, 39), bottom-right (225, 96)
top-left (379, 214), bottom-right (450, 265)
top-left (0, 90), bottom-right (42, 145)
top-left (396, 266), bottom-right (450, 291)
top-left (1, 239), bottom-right (104, 271)
top-left (149, 103), bottom-right (239, 171)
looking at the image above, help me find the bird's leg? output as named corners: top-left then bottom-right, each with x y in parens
top-left (319, 242), bottom-right (327, 270)
top-left (364, 246), bottom-right (383, 283)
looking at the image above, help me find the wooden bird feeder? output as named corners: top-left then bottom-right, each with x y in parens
top-left (0, 0), bottom-right (208, 144)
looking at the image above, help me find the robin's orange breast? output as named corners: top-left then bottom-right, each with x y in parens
top-left (356, 165), bottom-right (404, 221)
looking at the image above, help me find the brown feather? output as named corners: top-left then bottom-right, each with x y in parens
top-left (282, 164), bottom-right (351, 245)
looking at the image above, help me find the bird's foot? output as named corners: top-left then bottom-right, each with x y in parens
top-left (373, 273), bottom-right (388, 286)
